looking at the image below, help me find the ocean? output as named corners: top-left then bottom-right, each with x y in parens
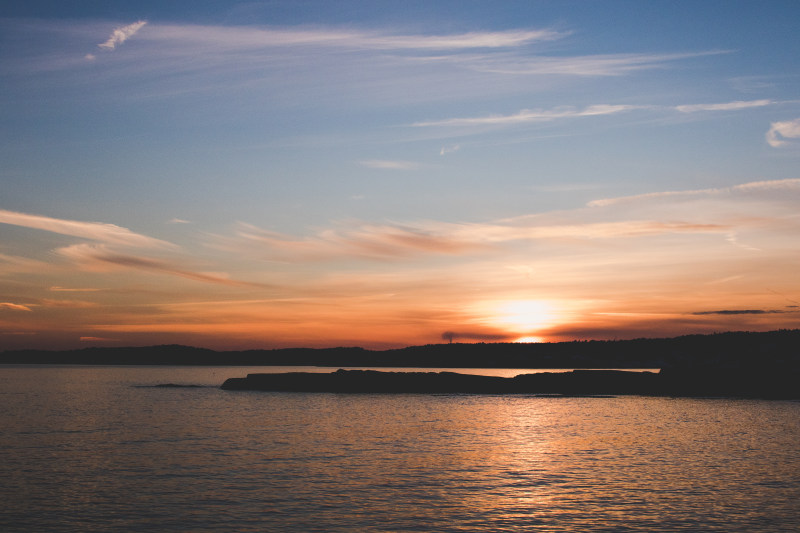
top-left (1, 366), bottom-right (798, 532)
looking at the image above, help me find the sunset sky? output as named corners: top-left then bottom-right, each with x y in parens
top-left (2, 1), bottom-right (800, 350)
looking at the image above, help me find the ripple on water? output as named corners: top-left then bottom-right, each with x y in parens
top-left (0, 367), bottom-right (798, 531)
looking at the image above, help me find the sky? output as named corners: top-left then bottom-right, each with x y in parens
top-left (1, 0), bottom-right (800, 350)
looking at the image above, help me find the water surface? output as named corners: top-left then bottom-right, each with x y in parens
top-left (1, 366), bottom-right (798, 531)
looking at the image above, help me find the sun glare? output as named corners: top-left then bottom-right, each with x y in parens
top-left (472, 299), bottom-right (558, 342)
top-left (514, 336), bottom-right (544, 343)
top-left (496, 300), bottom-right (555, 330)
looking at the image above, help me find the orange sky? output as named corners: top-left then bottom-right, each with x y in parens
top-left (2, 179), bottom-right (799, 350)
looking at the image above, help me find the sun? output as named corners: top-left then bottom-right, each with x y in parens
top-left (514, 335), bottom-right (544, 343)
top-left (496, 300), bottom-right (555, 330)
top-left (471, 299), bottom-right (558, 342)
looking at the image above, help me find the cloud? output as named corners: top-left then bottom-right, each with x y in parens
top-left (50, 286), bottom-right (101, 292)
top-left (226, 222), bottom-right (487, 261)
top-left (221, 216), bottom-right (729, 264)
top-left (440, 144), bottom-right (461, 155)
top-left (365, 29), bottom-right (562, 49)
top-left (458, 50), bottom-right (727, 76)
top-left (730, 178), bottom-right (800, 192)
top-left (57, 243), bottom-right (267, 287)
top-left (0, 303), bottom-right (33, 312)
top-left (675, 99), bottom-right (772, 113)
top-left (586, 178), bottom-right (800, 207)
top-left (98, 21), bottom-right (147, 51)
top-left (588, 190), bottom-right (708, 208)
top-left (40, 299), bottom-right (98, 309)
top-left (766, 118), bottom-right (800, 147)
top-left (691, 309), bottom-right (786, 315)
top-left (359, 160), bottom-right (418, 170)
top-left (6, 19), bottom-right (733, 120)
top-left (168, 218), bottom-right (192, 224)
top-left (413, 104), bottom-right (639, 127)
top-left (86, 23), bottom-right (721, 78)
top-left (729, 76), bottom-right (776, 93)
top-left (146, 25), bottom-right (561, 51)
top-left (442, 220), bottom-right (726, 244)
top-left (414, 97), bottom-right (773, 131)
top-left (0, 252), bottom-right (52, 273)
top-left (0, 209), bottom-right (174, 249)
top-left (210, 177), bottom-right (800, 268)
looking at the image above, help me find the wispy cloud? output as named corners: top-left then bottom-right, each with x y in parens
top-left (224, 222), bottom-right (487, 261)
top-left (692, 309), bottom-right (787, 315)
top-left (0, 302), bottom-right (33, 312)
top-left (415, 97), bottom-right (777, 129)
top-left (50, 286), bottom-right (102, 292)
top-left (215, 177), bottom-right (800, 266)
top-left (6, 19), bottom-right (733, 115)
top-left (39, 299), bottom-right (98, 309)
top-left (98, 21), bottom-right (147, 51)
top-left (220, 217), bottom-right (726, 264)
top-left (675, 99), bottom-right (772, 113)
top-left (586, 178), bottom-right (800, 207)
top-left (766, 118), bottom-right (800, 147)
top-left (145, 25), bottom-right (561, 51)
top-left (0, 209), bottom-right (174, 249)
top-left (56, 243), bottom-right (266, 287)
top-left (0, 252), bottom-right (52, 273)
top-left (458, 50), bottom-right (727, 76)
top-left (439, 144), bottom-right (461, 155)
top-left (359, 159), bottom-right (418, 170)
top-left (413, 104), bottom-right (640, 127)
top-left (90, 22), bottom-right (723, 80)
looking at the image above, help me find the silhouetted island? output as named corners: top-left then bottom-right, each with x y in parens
top-left (220, 367), bottom-right (798, 399)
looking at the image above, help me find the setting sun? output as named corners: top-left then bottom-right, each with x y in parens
top-left (467, 299), bottom-right (559, 342)
top-left (514, 336), bottom-right (544, 343)
top-left (496, 300), bottom-right (556, 330)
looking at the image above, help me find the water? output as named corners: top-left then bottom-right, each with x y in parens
top-left (1, 366), bottom-right (799, 532)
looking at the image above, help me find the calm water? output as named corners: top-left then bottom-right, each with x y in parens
top-left (1, 366), bottom-right (798, 532)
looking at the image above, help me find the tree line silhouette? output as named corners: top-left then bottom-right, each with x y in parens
top-left (2, 329), bottom-right (799, 371)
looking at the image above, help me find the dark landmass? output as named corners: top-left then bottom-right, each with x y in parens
top-left (221, 368), bottom-right (799, 399)
top-left (2, 329), bottom-right (799, 372)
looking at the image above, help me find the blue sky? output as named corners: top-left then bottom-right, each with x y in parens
top-left (1, 1), bottom-right (800, 349)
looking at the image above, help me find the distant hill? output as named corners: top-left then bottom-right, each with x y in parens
top-left (2, 329), bottom-right (799, 370)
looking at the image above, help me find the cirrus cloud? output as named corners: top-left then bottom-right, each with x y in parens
top-left (675, 99), bottom-right (772, 113)
top-left (359, 159), bottom-right (418, 170)
top-left (98, 20), bottom-right (147, 51)
top-left (56, 243), bottom-right (267, 287)
top-left (413, 104), bottom-right (640, 128)
top-left (0, 208), bottom-right (174, 249)
top-left (0, 302), bottom-right (33, 312)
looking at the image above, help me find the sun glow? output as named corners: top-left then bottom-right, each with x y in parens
top-left (514, 335), bottom-right (544, 343)
top-left (471, 299), bottom-right (559, 342)
top-left (496, 300), bottom-right (555, 329)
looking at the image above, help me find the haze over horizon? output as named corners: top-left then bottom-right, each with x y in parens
top-left (2, 1), bottom-right (800, 351)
